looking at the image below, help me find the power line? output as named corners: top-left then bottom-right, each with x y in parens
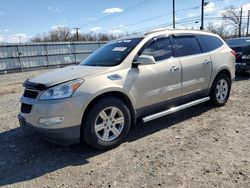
top-left (128, 15), bottom-right (249, 34)
top-left (111, 6), bottom-right (200, 30)
top-left (129, 16), bottom-right (201, 33)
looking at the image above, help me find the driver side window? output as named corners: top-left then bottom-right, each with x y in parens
top-left (141, 37), bottom-right (174, 62)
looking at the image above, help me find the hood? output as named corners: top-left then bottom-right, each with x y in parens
top-left (28, 65), bottom-right (108, 87)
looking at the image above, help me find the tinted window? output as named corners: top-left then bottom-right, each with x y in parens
top-left (80, 38), bottom-right (142, 67)
top-left (227, 38), bottom-right (250, 46)
top-left (173, 36), bottom-right (202, 57)
top-left (197, 35), bottom-right (223, 52)
top-left (140, 37), bottom-right (173, 61)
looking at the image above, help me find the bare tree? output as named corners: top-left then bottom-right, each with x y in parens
top-left (57, 27), bottom-right (71, 41)
top-left (48, 30), bottom-right (60, 42)
top-left (31, 27), bottom-right (121, 42)
top-left (222, 6), bottom-right (241, 37)
top-left (206, 23), bottom-right (233, 39)
top-left (50, 27), bottom-right (71, 41)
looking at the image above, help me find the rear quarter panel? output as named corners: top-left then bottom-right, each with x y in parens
top-left (209, 44), bottom-right (235, 88)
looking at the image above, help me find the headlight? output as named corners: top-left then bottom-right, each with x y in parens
top-left (39, 79), bottom-right (84, 100)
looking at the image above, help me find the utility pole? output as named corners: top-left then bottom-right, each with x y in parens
top-left (173, 0), bottom-right (175, 29)
top-left (74, 27), bottom-right (80, 41)
top-left (18, 35), bottom-right (22, 44)
top-left (200, 0), bottom-right (204, 30)
top-left (247, 10), bottom-right (250, 36)
top-left (239, 7), bottom-right (242, 37)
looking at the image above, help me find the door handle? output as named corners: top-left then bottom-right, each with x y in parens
top-left (170, 66), bottom-right (179, 72)
top-left (203, 60), bottom-right (211, 65)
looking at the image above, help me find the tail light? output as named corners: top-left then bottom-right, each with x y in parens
top-left (231, 50), bottom-right (236, 57)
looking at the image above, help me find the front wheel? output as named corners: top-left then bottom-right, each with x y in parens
top-left (210, 74), bottom-right (231, 107)
top-left (83, 97), bottom-right (131, 150)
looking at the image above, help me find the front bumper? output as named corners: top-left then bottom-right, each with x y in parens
top-left (19, 91), bottom-right (93, 145)
top-left (18, 114), bottom-right (81, 145)
top-left (236, 62), bottom-right (250, 71)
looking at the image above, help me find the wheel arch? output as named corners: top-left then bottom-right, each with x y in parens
top-left (80, 91), bottom-right (136, 139)
top-left (210, 68), bottom-right (232, 88)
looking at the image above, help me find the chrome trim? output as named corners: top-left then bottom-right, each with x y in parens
top-left (142, 97), bottom-right (210, 123)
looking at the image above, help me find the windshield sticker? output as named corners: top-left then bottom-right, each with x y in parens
top-left (112, 47), bottom-right (127, 52)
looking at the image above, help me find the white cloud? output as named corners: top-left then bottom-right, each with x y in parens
top-left (0, 29), bottom-right (9, 33)
top-left (242, 3), bottom-right (250, 16)
top-left (204, 2), bottom-right (216, 13)
top-left (51, 24), bottom-right (65, 30)
top-left (109, 29), bottom-right (122, 34)
top-left (81, 17), bottom-right (98, 22)
top-left (188, 13), bottom-right (196, 18)
top-left (11, 33), bottom-right (32, 43)
top-left (112, 24), bottom-right (127, 29)
top-left (90, 27), bottom-right (103, 31)
top-left (103, 8), bottom-right (123, 14)
top-left (48, 6), bottom-right (62, 13)
top-left (0, 33), bottom-right (32, 43)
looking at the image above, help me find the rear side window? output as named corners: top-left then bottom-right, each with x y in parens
top-left (140, 37), bottom-right (173, 61)
top-left (173, 36), bottom-right (202, 57)
top-left (197, 34), bottom-right (223, 52)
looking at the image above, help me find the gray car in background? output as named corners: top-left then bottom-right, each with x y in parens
top-left (19, 29), bottom-right (235, 149)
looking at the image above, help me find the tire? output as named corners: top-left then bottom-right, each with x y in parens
top-left (83, 97), bottom-right (131, 150)
top-left (210, 74), bottom-right (231, 107)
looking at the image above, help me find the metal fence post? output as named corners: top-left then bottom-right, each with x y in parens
top-left (73, 42), bottom-right (77, 64)
top-left (16, 44), bottom-right (23, 72)
top-left (44, 43), bottom-right (49, 67)
top-left (45, 43), bottom-right (50, 67)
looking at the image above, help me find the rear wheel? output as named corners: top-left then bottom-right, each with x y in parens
top-left (83, 97), bottom-right (131, 150)
top-left (210, 74), bottom-right (231, 107)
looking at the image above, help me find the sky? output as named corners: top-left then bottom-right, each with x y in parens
top-left (0, 0), bottom-right (249, 43)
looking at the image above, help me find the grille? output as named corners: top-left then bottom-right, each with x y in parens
top-left (21, 103), bottom-right (32, 114)
top-left (23, 90), bottom-right (39, 99)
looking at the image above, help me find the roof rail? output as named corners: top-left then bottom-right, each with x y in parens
top-left (144, 27), bottom-right (170, 35)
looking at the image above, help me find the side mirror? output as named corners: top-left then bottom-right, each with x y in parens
top-left (135, 55), bottom-right (156, 65)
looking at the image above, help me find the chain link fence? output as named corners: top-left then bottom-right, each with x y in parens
top-left (0, 41), bottom-right (106, 74)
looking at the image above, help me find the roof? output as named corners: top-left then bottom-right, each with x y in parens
top-left (144, 28), bottom-right (214, 36)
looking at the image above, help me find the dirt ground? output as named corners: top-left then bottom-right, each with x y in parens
top-left (0, 69), bottom-right (249, 188)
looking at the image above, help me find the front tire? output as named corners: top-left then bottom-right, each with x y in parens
top-left (210, 74), bottom-right (231, 107)
top-left (83, 97), bottom-right (131, 150)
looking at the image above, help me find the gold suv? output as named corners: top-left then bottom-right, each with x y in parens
top-left (19, 29), bottom-right (236, 149)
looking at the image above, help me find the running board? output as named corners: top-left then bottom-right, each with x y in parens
top-left (142, 97), bottom-right (210, 123)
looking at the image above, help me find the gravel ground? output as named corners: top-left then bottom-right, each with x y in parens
top-left (0, 69), bottom-right (250, 188)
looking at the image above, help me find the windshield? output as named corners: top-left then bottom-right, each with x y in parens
top-left (80, 38), bottom-right (143, 67)
top-left (227, 38), bottom-right (250, 46)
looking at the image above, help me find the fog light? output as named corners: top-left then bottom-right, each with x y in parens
top-left (39, 116), bottom-right (64, 126)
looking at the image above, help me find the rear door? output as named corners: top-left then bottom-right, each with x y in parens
top-left (171, 34), bottom-right (212, 98)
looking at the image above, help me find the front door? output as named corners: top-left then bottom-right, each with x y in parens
top-left (131, 37), bottom-right (182, 112)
